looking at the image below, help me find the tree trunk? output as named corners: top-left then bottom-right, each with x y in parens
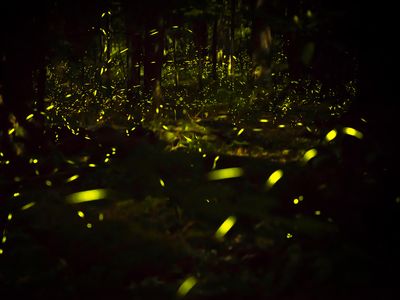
top-left (211, 17), bottom-right (218, 81)
top-left (143, 17), bottom-right (164, 117)
top-left (193, 19), bottom-right (208, 90)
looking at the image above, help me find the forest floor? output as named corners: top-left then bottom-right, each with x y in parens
top-left (0, 102), bottom-right (399, 299)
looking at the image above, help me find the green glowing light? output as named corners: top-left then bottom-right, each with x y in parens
top-left (77, 211), bottom-right (85, 218)
top-left (325, 129), bottom-right (337, 142)
top-left (212, 156), bottom-right (220, 170)
top-left (21, 202), bottom-right (36, 210)
top-left (293, 198), bottom-right (299, 205)
top-left (303, 149), bottom-right (318, 162)
top-left (26, 114), bottom-right (34, 120)
top-left (7, 214), bottom-right (12, 221)
top-left (343, 127), bottom-right (363, 139)
top-left (215, 216), bottom-right (236, 240)
top-left (66, 189), bottom-right (108, 204)
top-left (207, 168), bottom-right (244, 180)
top-left (66, 175), bottom-right (79, 183)
top-left (266, 169), bottom-right (283, 188)
top-left (237, 128), bottom-right (244, 136)
top-left (286, 233), bottom-right (293, 238)
top-left (259, 119), bottom-right (269, 123)
top-left (177, 276), bottom-right (197, 297)
top-left (160, 178), bottom-right (165, 187)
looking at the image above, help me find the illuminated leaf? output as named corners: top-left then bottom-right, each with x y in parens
top-left (177, 276), bottom-right (197, 297)
top-left (325, 129), bottom-right (337, 142)
top-left (207, 168), bottom-right (243, 180)
top-left (343, 127), bottom-right (363, 139)
top-left (303, 148), bottom-right (317, 162)
top-left (266, 169), bottom-right (283, 188)
top-left (215, 216), bottom-right (236, 240)
top-left (66, 189), bottom-right (108, 204)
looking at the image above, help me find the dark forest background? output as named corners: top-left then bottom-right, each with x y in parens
top-left (0, 0), bottom-right (399, 299)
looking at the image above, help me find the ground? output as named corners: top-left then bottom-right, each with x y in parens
top-left (0, 102), bottom-right (399, 299)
